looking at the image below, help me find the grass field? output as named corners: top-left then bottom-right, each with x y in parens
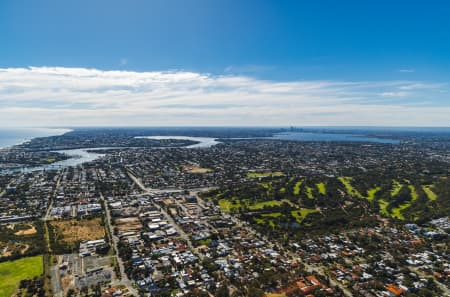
top-left (261, 212), bottom-right (282, 218)
top-left (219, 198), bottom-right (293, 212)
top-left (378, 199), bottom-right (390, 216)
top-left (218, 199), bottom-right (236, 212)
top-left (367, 187), bottom-right (381, 201)
top-left (339, 177), bottom-right (363, 199)
top-left (0, 255), bottom-right (43, 297)
top-left (254, 217), bottom-right (276, 228)
top-left (408, 185), bottom-right (418, 201)
top-left (247, 171), bottom-right (284, 178)
top-left (422, 185), bottom-right (437, 201)
top-left (261, 182), bottom-right (272, 190)
top-left (255, 212), bottom-right (283, 228)
top-left (316, 182), bottom-right (326, 195)
top-left (293, 180), bottom-right (303, 195)
top-left (248, 199), bottom-right (293, 210)
top-left (45, 157), bottom-right (56, 163)
top-left (291, 208), bottom-right (317, 223)
top-left (305, 186), bottom-right (314, 199)
top-left (391, 202), bottom-right (411, 220)
top-left (391, 180), bottom-right (403, 197)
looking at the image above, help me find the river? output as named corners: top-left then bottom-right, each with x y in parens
top-left (269, 132), bottom-right (400, 144)
top-left (1, 132), bottom-right (399, 174)
top-left (1, 148), bottom-right (106, 174)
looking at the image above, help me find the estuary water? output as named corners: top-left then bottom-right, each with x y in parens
top-left (1, 148), bottom-right (107, 174)
top-left (1, 136), bottom-right (221, 174)
top-left (135, 136), bottom-right (221, 148)
top-left (1, 132), bottom-right (399, 174)
top-left (269, 132), bottom-right (400, 144)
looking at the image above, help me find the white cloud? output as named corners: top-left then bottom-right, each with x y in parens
top-left (399, 69), bottom-right (415, 73)
top-left (380, 91), bottom-right (409, 97)
top-left (0, 66), bottom-right (448, 127)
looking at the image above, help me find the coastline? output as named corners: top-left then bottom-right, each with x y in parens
top-left (0, 128), bottom-right (72, 150)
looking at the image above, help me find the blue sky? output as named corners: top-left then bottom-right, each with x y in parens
top-left (0, 1), bottom-right (449, 126)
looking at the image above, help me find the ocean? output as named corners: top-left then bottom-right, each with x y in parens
top-left (0, 128), bottom-right (71, 149)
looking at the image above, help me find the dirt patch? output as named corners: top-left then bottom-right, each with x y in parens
top-left (0, 242), bottom-right (30, 257)
top-left (183, 164), bottom-right (212, 174)
top-left (50, 218), bottom-right (106, 245)
top-left (115, 217), bottom-right (142, 232)
top-left (20, 244), bottom-right (30, 254)
top-left (1, 248), bottom-right (12, 257)
top-left (14, 224), bottom-right (37, 236)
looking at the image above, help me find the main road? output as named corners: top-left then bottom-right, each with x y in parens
top-left (96, 171), bottom-right (138, 296)
top-left (126, 170), bottom-right (206, 259)
top-left (45, 169), bottom-right (64, 297)
top-left (45, 169), bottom-right (64, 220)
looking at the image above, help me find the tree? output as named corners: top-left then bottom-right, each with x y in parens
top-left (247, 287), bottom-right (264, 297)
top-left (417, 288), bottom-right (433, 297)
top-left (216, 285), bottom-right (230, 297)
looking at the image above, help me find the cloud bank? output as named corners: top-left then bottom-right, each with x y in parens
top-left (0, 66), bottom-right (449, 127)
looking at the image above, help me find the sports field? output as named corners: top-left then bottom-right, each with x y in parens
top-left (0, 255), bottom-right (43, 297)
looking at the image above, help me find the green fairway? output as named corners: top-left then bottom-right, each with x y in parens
top-left (218, 199), bottom-right (240, 212)
top-left (254, 217), bottom-right (276, 227)
top-left (391, 180), bottom-right (403, 197)
top-left (316, 182), bottom-right (326, 195)
top-left (305, 186), bottom-right (314, 199)
top-left (378, 199), bottom-right (390, 216)
top-left (338, 177), bottom-right (363, 198)
top-left (254, 208), bottom-right (316, 226)
top-left (0, 255), bottom-right (43, 297)
top-left (261, 212), bottom-right (282, 218)
top-left (261, 182), bottom-right (272, 190)
top-left (254, 217), bottom-right (264, 224)
top-left (291, 208), bottom-right (317, 223)
top-left (219, 198), bottom-right (293, 212)
top-left (258, 213), bottom-right (283, 228)
top-left (293, 180), bottom-right (303, 195)
top-left (422, 185), bottom-right (437, 201)
top-left (247, 171), bottom-right (284, 178)
top-left (408, 185), bottom-right (418, 201)
top-left (367, 187), bottom-right (381, 201)
top-left (248, 199), bottom-right (293, 210)
top-left (391, 202), bottom-right (411, 220)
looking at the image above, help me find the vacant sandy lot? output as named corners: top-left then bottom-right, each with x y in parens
top-left (0, 242), bottom-right (30, 257)
top-left (183, 164), bottom-right (212, 174)
top-left (115, 217), bottom-right (142, 231)
top-left (14, 224), bottom-right (37, 236)
top-left (50, 218), bottom-right (105, 244)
